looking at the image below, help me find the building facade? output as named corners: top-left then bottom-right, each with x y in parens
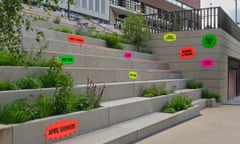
top-left (44, 0), bottom-right (200, 25)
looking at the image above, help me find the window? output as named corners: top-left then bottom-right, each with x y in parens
top-left (95, 0), bottom-right (99, 12)
top-left (89, 0), bottom-right (93, 10)
top-left (101, 0), bottom-right (105, 14)
top-left (82, 0), bottom-right (87, 8)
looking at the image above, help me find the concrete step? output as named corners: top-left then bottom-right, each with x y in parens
top-left (0, 66), bottom-right (182, 84)
top-left (40, 50), bottom-right (169, 70)
top-left (100, 88), bottom-right (201, 125)
top-left (22, 35), bottom-right (158, 61)
top-left (0, 79), bottom-right (188, 106)
top-left (55, 104), bottom-right (201, 144)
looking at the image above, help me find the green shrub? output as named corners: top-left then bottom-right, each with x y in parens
top-left (0, 51), bottom-right (24, 66)
top-left (105, 34), bottom-right (121, 48)
top-left (16, 76), bottom-right (43, 89)
top-left (0, 81), bottom-right (19, 91)
top-left (39, 67), bottom-right (73, 88)
top-left (53, 27), bottom-right (73, 34)
top-left (202, 90), bottom-right (221, 102)
top-left (0, 99), bottom-right (38, 124)
top-left (186, 81), bottom-right (203, 89)
top-left (161, 95), bottom-right (192, 113)
top-left (114, 43), bottom-right (124, 50)
top-left (53, 15), bottom-right (61, 24)
top-left (142, 84), bottom-right (174, 97)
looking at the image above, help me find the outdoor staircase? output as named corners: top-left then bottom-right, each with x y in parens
top-left (0, 20), bottom-right (207, 144)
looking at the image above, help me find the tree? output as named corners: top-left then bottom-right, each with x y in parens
top-left (0, 0), bottom-right (59, 54)
top-left (122, 12), bottom-right (151, 50)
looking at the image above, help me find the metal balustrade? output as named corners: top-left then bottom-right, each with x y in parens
top-left (112, 5), bottom-right (240, 42)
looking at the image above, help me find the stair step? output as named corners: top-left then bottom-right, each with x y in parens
top-left (55, 105), bottom-right (200, 144)
top-left (22, 35), bottom-right (158, 61)
top-left (40, 50), bottom-right (169, 70)
top-left (0, 79), bottom-right (188, 106)
top-left (0, 66), bottom-right (182, 84)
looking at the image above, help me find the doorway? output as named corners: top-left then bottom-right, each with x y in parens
top-left (228, 57), bottom-right (240, 99)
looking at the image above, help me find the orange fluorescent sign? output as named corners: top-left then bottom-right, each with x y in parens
top-left (67, 35), bottom-right (85, 44)
top-left (45, 119), bottom-right (78, 141)
top-left (179, 47), bottom-right (195, 59)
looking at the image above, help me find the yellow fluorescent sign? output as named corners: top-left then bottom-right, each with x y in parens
top-left (128, 71), bottom-right (138, 79)
top-left (163, 33), bottom-right (177, 42)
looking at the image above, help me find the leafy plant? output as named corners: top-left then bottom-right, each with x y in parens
top-left (0, 98), bottom-right (38, 124)
top-left (0, 81), bottom-right (19, 91)
top-left (186, 81), bottom-right (203, 89)
top-left (16, 76), bottom-right (43, 89)
top-left (142, 84), bottom-right (174, 97)
top-left (161, 95), bottom-right (193, 113)
top-left (53, 15), bottom-right (61, 24)
top-left (202, 90), bottom-right (221, 102)
top-left (39, 66), bottom-right (73, 88)
top-left (83, 78), bottom-right (106, 109)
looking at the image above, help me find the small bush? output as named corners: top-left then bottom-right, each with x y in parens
top-left (0, 99), bottom-right (38, 124)
top-left (161, 95), bottom-right (192, 113)
top-left (53, 15), bottom-right (61, 24)
top-left (186, 81), bottom-right (203, 89)
top-left (142, 84), bottom-right (174, 97)
top-left (105, 34), bottom-right (121, 48)
top-left (39, 67), bottom-right (73, 88)
top-left (16, 76), bottom-right (43, 89)
top-left (53, 27), bottom-right (73, 34)
top-left (0, 51), bottom-right (24, 66)
top-left (114, 43), bottom-right (124, 50)
top-left (0, 81), bottom-right (19, 91)
top-left (202, 90), bottom-right (221, 102)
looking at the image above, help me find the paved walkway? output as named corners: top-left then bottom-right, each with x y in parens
top-left (135, 105), bottom-right (240, 144)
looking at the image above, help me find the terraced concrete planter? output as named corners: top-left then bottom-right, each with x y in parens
top-left (10, 107), bottom-right (109, 144)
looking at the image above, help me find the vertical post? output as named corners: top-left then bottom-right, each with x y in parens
top-left (235, 0), bottom-right (238, 23)
top-left (68, 0), bottom-right (70, 20)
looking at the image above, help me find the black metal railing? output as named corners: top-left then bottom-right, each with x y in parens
top-left (111, 2), bottom-right (240, 42)
top-left (146, 7), bottom-right (240, 42)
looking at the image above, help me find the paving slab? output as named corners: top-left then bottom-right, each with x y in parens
top-left (136, 105), bottom-right (240, 144)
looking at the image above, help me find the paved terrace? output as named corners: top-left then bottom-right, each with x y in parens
top-left (136, 105), bottom-right (240, 144)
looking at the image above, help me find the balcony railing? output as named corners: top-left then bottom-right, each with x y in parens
top-left (147, 7), bottom-right (240, 42)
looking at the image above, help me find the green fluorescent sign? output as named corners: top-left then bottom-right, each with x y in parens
top-left (59, 55), bottom-right (75, 65)
top-left (128, 71), bottom-right (138, 80)
top-left (202, 34), bottom-right (217, 48)
top-left (163, 33), bottom-right (177, 42)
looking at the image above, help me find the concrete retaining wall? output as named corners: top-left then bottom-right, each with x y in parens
top-left (147, 29), bottom-right (235, 102)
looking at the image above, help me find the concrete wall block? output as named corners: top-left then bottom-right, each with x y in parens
top-left (151, 94), bottom-right (174, 112)
top-left (102, 83), bottom-right (135, 101)
top-left (137, 115), bottom-right (176, 139)
top-left (0, 66), bottom-right (47, 82)
top-left (0, 126), bottom-right (13, 144)
top-left (12, 107), bottom-right (109, 144)
top-left (175, 105), bottom-right (200, 123)
top-left (106, 132), bottom-right (138, 144)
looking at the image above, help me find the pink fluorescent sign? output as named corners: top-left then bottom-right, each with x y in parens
top-left (124, 51), bottom-right (132, 59)
top-left (201, 58), bottom-right (214, 68)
